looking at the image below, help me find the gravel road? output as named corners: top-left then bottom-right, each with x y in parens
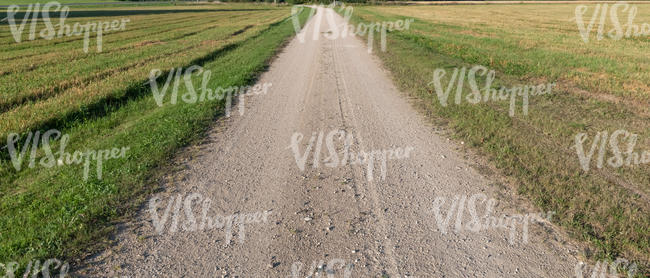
top-left (76, 7), bottom-right (581, 277)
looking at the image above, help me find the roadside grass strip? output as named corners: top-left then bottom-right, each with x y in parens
top-left (342, 4), bottom-right (649, 276)
top-left (0, 4), bottom-right (311, 275)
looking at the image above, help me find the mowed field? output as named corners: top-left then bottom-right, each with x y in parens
top-left (1, 1), bottom-right (649, 276)
top-left (345, 3), bottom-right (649, 275)
top-left (0, 3), bottom-right (310, 271)
top-left (0, 0), bottom-right (116, 5)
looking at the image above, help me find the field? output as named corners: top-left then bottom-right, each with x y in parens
top-left (2, 0), bottom-right (649, 276)
top-left (0, 3), bottom-right (310, 271)
top-left (346, 3), bottom-right (649, 274)
top-left (1, 0), bottom-right (122, 5)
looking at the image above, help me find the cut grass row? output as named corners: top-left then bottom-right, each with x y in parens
top-left (0, 6), bottom-right (289, 140)
top-left (1, 0), bottom-right (123, 4)
top-left (0, 4), bottom-right (278, 55)
top-left (0, 13), bottom-right (207, 50)
top-left (0, 4), bottom-right (311, 274)
top-left (344, 4), bottom-right (649, 276)
top-left (0, 14), bottom-right (263, 108)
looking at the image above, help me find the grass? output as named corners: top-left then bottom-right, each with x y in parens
top-left (0, 3), bottom-right (310, 275)
top-left (342, 3), bottom-right (649, 276)
top-left (0, 4), bottom-right (285, 141)
top-left (0, 0), bottom-right (189, 5)
top-left (1, 0), bottom-right (115, 4)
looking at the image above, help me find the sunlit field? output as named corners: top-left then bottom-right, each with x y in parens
top-left (0, 3), bottom-right (309, 271)
top-left (2, 0), bottom-right (648, 276)
top-left (346, 3), bottom-right (649, 275)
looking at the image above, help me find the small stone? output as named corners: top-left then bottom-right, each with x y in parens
top-left (304, 217), bottom-right (312, 222)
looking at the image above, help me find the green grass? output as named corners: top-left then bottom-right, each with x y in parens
top-left (0, 3), bottom-right (310, 275)
top-left (342, 3), bottom-right (649, 276)
top-left (0, 4), bottom-right (286, 141)
top-left (0, 0), bottom-right (194, 5)
top-left (1, 0), bottom-right (113, 4)
top-left (0, 0), bottom-right (153, 5)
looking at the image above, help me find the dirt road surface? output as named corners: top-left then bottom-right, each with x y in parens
top-left (77, 7), bottom-right (581, 277)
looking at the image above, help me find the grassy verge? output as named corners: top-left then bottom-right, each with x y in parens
top-left (0, 4), bottom-right (310, 275)
top-left (343, 4), bottom-right (649, 276)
